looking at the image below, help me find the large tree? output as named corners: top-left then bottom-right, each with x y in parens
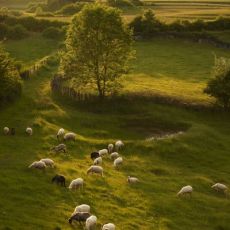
top-left (59, 4), bottom-right (133, 98)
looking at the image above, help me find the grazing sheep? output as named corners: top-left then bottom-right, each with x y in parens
top-left (64, 132), bottom-right (76, 141)
top-left (51, 143), bottom-right (66, 153)
top-left (86, 215), bottom-right (97, 230)
top-left (52, 174), bottom-right (66, 187)
top-left (3, 127), bottom-right (10, 135)
top-left (212, 183), bottom-right (228, 193)
top-left (69, 212), bottom-right (91, 224)
top-left (115, 140), bottom-right (124, 151)
top-left (87, 166), bottom-right (103, 177)
top-left (99, 149), bottom-right (108, 157)
top-left (110, 152), bottom-right (119, 160)
top-left (10, 128), bottom-right (15, 136)
top-left (127, 176), bottom-right (139, 184)
top-left (114, 157), bottom-right (123, 168)
top-left (57, 128), bottom-right (65, 140)
top-left (26, 127), bottom-right (33, 136)
top-left (91, 152), bottom-right (100, 160)
top-left (74, 204), bottom-right (91, 214)
top-left (94, 157), bottom-right (102, 165)
top-left (29, 161), bottom-right (46, 170)
top-left (69, 178), bottom-right (84, 191)
top-left (177, 185), bottom-right (193, 197)
top-left (102, 223), bottom-right (116, 230)
top-left (40, 158), bottom-right (54, 167)
top-left (108, 144), bottom-right (114, 153)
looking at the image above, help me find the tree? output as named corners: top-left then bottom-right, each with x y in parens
top-left (59, 4), bottom-right (133, 98)
top-left (0, 47), bottom-right (22, 105)
top-left (204, 57), bottom-right (230, 110)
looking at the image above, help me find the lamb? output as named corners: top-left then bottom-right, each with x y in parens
top-left (29, 161), bottom-right (46, 170)
top-left (3, 127), bottom-right (10, 135)
top-left (94, 157), bottom-right (102, 165)
top-left (212, 183), bottom-right (228, 193)
top-left (127, 176), bottom-right (139, 184)
top-left (86, 215), bottom-right (97, 230)
top-left (64, 132), bottom-right (76, 141)
top-left (87, 166), bottom-right (103, 177)
top-left (52, 174), bottom-right (66, 187)
top-left (114, 157), bottom-right (123, 168)
top-left (110, 152), bottom-right (119, 160)
top-left (40, 158), bottom-right (54, 167)
top-left (51, 143), bottom-right (66, 153)
top-left (69, 212), bottom-right (91, 224)
top-left (74, 204), bottom-right (91, 214)
top-left (108, 144), bottom-right (114, 153)
top-left (99, 149), bottom-right (108, 157)
top-left (177, 185), bottom-right (193, 197)
top-left (26, 127), bottom-right (33, 136)
top-left (57, 128), bottom-right (65, 140)
top-left (91, 152), bottom-right (100, 160)
top-left (69, 178), bottom-right (84, 191)
top-left (115, 140), bottom-right (124, 151)
top-left (102, 223), bottom-right (116, 230)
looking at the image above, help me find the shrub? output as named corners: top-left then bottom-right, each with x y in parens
top-left (7, 24), bottom-right (29, 40)
top-left (56, 3), bottom-right (85, 15)
top-left (0, 23), bottom-right (9, 39)
top-left (42, 26), bottom-right (64, 39)
top-left (107, 0), bottom-right (133, 7)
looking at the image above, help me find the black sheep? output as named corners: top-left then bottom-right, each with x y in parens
top-left (68, 212), bottom-right (91, 224)
top-left (90, 152), bottom-right (99, 160)
top-left (52, 174), bottom-right (66, 187)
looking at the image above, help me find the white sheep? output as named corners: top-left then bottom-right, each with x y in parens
top-left (69, 178), bottom-right (84, 191)
top-left (127, 176), bottom-right (139, 184)
top-left (40, 158), bottom-right (54, 167)
top-left (115, 140), bottom-right (124, 151)
top-left (99, 149), bottom-right (108, 157)
top-left (57, 128), bottom-right (65, 140)
top-left (86, 215), bottom-right (97, 230)
top-left (177, 185), bottom-right (193, 197)
top-left (87, 166), bottom-right (103, 177)
top-left (29, 161), bottom-right (46, 170)
top-left (74, 204), bottom-right (91, 214)
top-left (110, 152), bottom-right (119, 160)
top-left (102, 223), bottom-right (116, 230)
top-left (26, 127), bottom-right (33, 136)
top-left (212, 183), bottom-right (228, 193)
top-left (108, 144), bottom-right (114, 153)
top-left (3, 127), bottom-right (10, 135)
top-left (114, 157), bottom-right (123, 168)
top-left (64, 132), bottom-right (76, 141)
top-left (94, 156), bottom-right (102, 165)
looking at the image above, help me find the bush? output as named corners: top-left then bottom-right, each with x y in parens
top-left (107, 0), bottom-right (134, 7)
top-left (7, 24), bottom-right (29, 40)
top-left (42, 27), bottom-right (64, 39)
top-left (204, 57), bottom-right (230, 110)
top-left (0, 23), bottom-right (9, 39)
top-left (56, 3), bottom-right (85, 15)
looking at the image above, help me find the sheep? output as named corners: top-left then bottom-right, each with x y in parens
top-left (69, 178), bottom-right (84, 191)
top-left (102, 223), bottom-right (116, 230)
top-left (87, 166), bottom-right (103, 177)
top-left (69, 212), bottom-right (91, 225)
top-left (86, 215), bottom-right (97, 230)
top-left (3, 127), bottom-right (10, 135)
top-left (115, 140), bottom-right (124, 151)
top-left (51, 143), bottom-right (66, 153)
top-left (74, 204), bottom-right (91, 214)
top-left (29, 161), bottom-right (46, 170)
top-left (127, 176), bottom-right (139, 184)
top-left (40, 158), bottom-right (54, 167)
top-left (91, 152), bottom-right (100, 160)
top-left (114, 157), bottom-right (123, 168)
top-left (64, 132), bottom-right (76, 141)
top-left (93, 157), bottom-right (102, 165)
top-left (52, 174), bottom-right (66, 187)
top-left (110, 152), bottom-right (119, 160)
top-left (26, 127), bottom-right (33, 136)
top-left (10, 128), bottom-right (15, 136)
top-left (108, 144), bottom-right (114, 153)
top-left (99, 149), bottom-right (108, 157)
top-left (177, 185), bottom-right (193, 197)
top-left (57, 128), bottom-right (65, 141)
top-left (212, 183), bottom-right (228, 194)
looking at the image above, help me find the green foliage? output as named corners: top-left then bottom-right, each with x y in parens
top-left (42, 26), bottom-right (64, 39)
top-left (8, 24), bottom-right (29, 39)
top-left (204, 57), bottom-right (230, 109)
top-left (107, 0), bottom-right (133, 7)
top-left (47, 0), bottom-right (77, 11)
top-left (56, 3), bottom-right (85, 16)
top-left (0, 47), bottom-right (22, 105)
top-left (60, 4), bottom-right (133, 98)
